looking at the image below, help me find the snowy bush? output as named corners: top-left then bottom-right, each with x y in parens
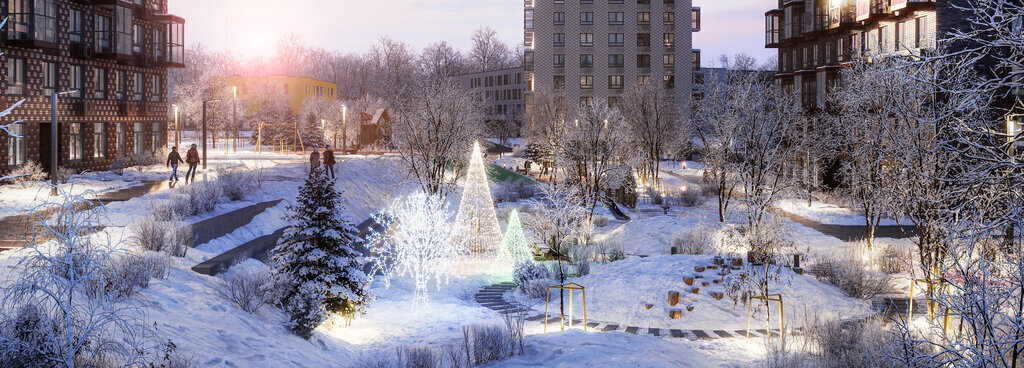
top-left (593, 215), bottom-right (609, 227)
top-left (674, 185), bottom-right (705, 207)
top-left (130, 216), bottom-right (190, 257)
top-left (523, 279), bottom-right (551, 299)
top-left (109, 157), bottom-right (129, 176)
top-left (396, 345), bottom-right (440, 368)
top-left (513, 262), bottom-right (550, 290)
top-left (469, 324), bottom-right (514, 365)
top-left (217, 263), bottom-right (275, 314)
top-left (810, 255), bottom-right (890, 300)
top-left (0, 304), bottom-right (58, 365)
top-left (218, 169), bottom-right (255, 201)
top-left (350, 350), bottom-right (396, 368)
top-left (672, 228), bottom-right (713, 255)
top-left (801, 317), bottom-right (887, 368)
top-left (54, 167), bottom-right (74, 184)
top-left (131, 217), bottom-right (166, 252)
top-left (281, 284), bottom-right (327, 339)
top-left (1, 160), bottom-right (45, 187)
top-left (181, 181), bottom-right (221, 215)
top-left (568, 245), bottom-right (592, 276)
top-left (502, 311), bottom-right (526, 356)
top-left (877, 245), bottom-right (907, 274)
top-left (104, 252), bottom-right (167, 299)
top-left (595, 240), bottom-right (627, 263)
top-left (645, 187), bottom-right (664, 205)
top-left (130, 150), bottom-right (162, 172)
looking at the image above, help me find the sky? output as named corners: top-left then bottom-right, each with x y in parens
top-left (169, 0), bottom-right (774, 67)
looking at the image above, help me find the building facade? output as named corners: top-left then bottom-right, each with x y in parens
top-left (1, 0), bottom-right (184, 175)
top-left (455, 67), bottom-right (526, 135)
top-left (765, 0), bottom-right (939, 109)
top-left (524, 0), bottom-right (700, 111)
top-left (217, 75), bottom-right (338, 112)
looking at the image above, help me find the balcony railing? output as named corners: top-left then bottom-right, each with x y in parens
top-left (827, 2), bottom-right (855, 29)
top-left (5, 0), bottom-right (59, 49)
top-left (856, 0), bottom-right (889, 22)
top-left (152, 14), bottom-right (185, 68)
top-left (765, 11), bottom-right (782, 47)
top-left (802, 12), bottom-right (828, 36)
top-left (890, 0), bottom-right (934, 11)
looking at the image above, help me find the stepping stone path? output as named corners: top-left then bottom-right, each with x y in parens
top-left (473, 282), bottom-right (786, 340)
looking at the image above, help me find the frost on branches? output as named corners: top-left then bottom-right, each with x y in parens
top-left (454, 141), bottom-right (503, 255)
top-left (370, 191), bottom-right (469, 306)
top-left (272, 168), bottom-right (371, 339)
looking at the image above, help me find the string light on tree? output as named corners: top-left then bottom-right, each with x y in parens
top-left (455, 141), bottom-right (503, 255)
top-left (502, 208), bottom-right (532, 266)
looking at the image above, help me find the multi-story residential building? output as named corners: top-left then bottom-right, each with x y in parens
top-left (455, 67), bottom-right (526, 136)
top-left (1, 0), bottom-right (184, 176)
top-left (217, 75), bottom-right (338, 113)
top-left (524, 0), bottom-right (700, 112)
top-left (765, 0), bottom-right (939, 109)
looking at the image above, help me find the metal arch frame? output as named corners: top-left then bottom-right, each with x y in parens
top-left (544, 282), bottom-right (588, 333)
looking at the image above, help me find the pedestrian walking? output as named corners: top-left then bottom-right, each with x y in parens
top-left (309, 148), bottom-right (321, 175)
top-left (166, 146), bottom-right (184, 182)
top-left (185, 143), bottom-right (200, 183)
top-left (322, 144), bottom-right (336, 179)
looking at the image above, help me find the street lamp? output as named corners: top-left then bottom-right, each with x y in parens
top-left (172, 104), bottom-right (179, 148)
top-left (50, 89), bottom-right (79, 196)
top-left (202, 99), bottom-right (221, 170)
top-left (232, 85), bottom-right (237, 153)
top-left (342, 104), bottom-right (347, 154)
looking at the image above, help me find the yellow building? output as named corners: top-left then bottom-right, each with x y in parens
top-left (216, 76), bottom-right (337, 112)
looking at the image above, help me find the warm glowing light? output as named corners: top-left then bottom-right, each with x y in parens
top-left (680, 184), bottom-right (688, 192)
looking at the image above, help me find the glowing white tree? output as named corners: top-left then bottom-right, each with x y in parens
top-left (370, 191), bottom-right (468, 306)
top-left (455, 141), bottom-right (503, 254)
top-left (502, 209), bottom-right (532, 266)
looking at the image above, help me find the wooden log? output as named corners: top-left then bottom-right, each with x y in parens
top-left (794, 267), bottom-right (804, 275)
top-left (668, 291), bottom-right (681, 306)
top-left (702, 282), bottom-right (710, 287)
top-left (670, 309), bottom-right (683, 319)
top-left (711, 292), bottom-right (724, 300)
top-left (713, 279), bottom-right (723, 284)
top-left (713, 256), bottom-right (724, 265)
top-left (686, 304), bottom-right (695, 311)
top-left (691, 287), bottom-right (700, 294)
top-left (683, 277), bottom-right (695, 286)
top-left (645, 303), bottom-right (654, 310)
top-left (694, 266), bottom-right (705, 272)
top-left (730, 258), bottom-right (743, 267)
top-left (707, 265), bottom-right (719, 270)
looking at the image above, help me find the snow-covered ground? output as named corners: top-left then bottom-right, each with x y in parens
top-left (775, 198), bottom-right (905, 226)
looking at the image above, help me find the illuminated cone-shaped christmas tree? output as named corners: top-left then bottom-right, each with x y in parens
top-left (456, 141), bottom-right (503, 254)
top-left (503, 209), bottom-right (532, 265)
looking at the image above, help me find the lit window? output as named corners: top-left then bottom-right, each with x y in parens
top-left (6, 123), bottom-right (26, 167)
top-left (94, 123), bottom-right (108, 159)
top-left (580, 33), bottom-right (593, 46)
top-left (580, 75), bottom-right (594, 89)
top-left (5, 58), bottom-right (25, 95)
top-left (69, 123), bottom-right (84, 162)
top-left (608, 75), bottom-right (624, 89)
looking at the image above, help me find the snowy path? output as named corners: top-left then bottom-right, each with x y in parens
top-left (474, 282), bottom-right (784, 341)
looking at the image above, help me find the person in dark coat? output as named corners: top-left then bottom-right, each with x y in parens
top-left (184, 144), bottom-right (200, 183)
top-left (322, 144), bottom-right (336, 179)
top-left (309, 149), bottom-right (321, 175)
top-left (166, 146), bottom-right (184, 182)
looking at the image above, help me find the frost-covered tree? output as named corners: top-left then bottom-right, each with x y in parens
top-left (272, 168), bottom-right (371, 338)
top-left (692, 67), bottom-right (742, 223)
top-left (370, 191), bottom-right (469, 306)
top-left (524, 183), bottom-right (588, 319)
top-left (468, 26), bottom-right (515, 72)
top-left (557, 99), bottom-right (631, 223)
top-left (523, 88), bottom-right (567, 178)
top-left (620, 79), bottom-right (681, 189)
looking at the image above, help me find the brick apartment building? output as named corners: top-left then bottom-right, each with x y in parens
top-left (1, 0), bottom-right (184, 176)
top-left (455, 67), bottom-right (527, 136)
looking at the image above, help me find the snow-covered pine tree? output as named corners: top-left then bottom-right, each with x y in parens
top-left (272, 167), bottom-right (371, 338)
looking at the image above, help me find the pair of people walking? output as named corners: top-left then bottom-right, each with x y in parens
top-left (166, 144), bottom-right (201, 183)
top-left (309, 144), bottom-right (337, 179)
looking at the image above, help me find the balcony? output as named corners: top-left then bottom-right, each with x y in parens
top-left (827, 1), bottom-right (856, 29)
top-left (152, 14), bottom-right (185, 68)
top-left (4, 0), bottom-right (59, 50)
top-left (73, 101), bottom-right (98, 116)
top-left (802, 12), bottom-right (828, 37)
top-left (691, 7), bottom-right (700, 32)
top-left (765, 10), bottom-right (782, 48)
top-left (856, 0), bottom-right (890, 22)
top-left (890, 0), bottom-right (934, 11)
top-left (94, 3), bottom-right (135, 61)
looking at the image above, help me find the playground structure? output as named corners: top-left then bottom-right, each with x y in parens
top-left (255, 121), bottom-right (305, 154)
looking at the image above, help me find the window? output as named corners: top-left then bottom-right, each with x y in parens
top-left (69, 9), bottom-right (84, 43)
top-left (692, 8), bottom-right (700, 30)
top-left (6, 123), bottom-right (25, 167)
top-left (580, 96), bottom-right (594, 107)
top-left (116, 71), bottom-right (126, 100)
top-left (663, 33), bottom-right (675, 47)
top-left (637, 54), bottom-right (651, 68)
top-left (609, 54), bottom-right (624, 68)
top-left (609, 12), bottom-right (624, 25)
top-left (580, 75), bottom-right (594, 89)
top-left (637, 33), bottom-right (651, 47)
top-left (580, 54), bottom-right (594, 68)
top-left (609, 33), bottom-right (624, 47)
top-left (608, 75), bottom-right (624, 89)
top-left (896, 21), bottom-right (906, 50)
top-left (525, 50), bottom-right (534, 70)
top-left (152, 28), bottom-right (166, 60)
top-left (878, 26), bottom-right (888, 53)
top-left (525, 9), bottom-right (534, 29)
top-left (133, 73), bottom-right (144, 101)
top-left (554, 12), bottom-right (565, 25)
top-left (524, 31), bottom-right (534, 47)
top-left (93, 123), bottom-right (107, 159)
top-left (860, 32), bottom-right (868, 54)
top-left (610, 0), bottom-right (623, 3)
top-left (6, 58), bottom-right (25, 95)
top-left (692, 50), bottom-right (700, 70)
top-left (93, 68), bottom-right (107, 99)
top-left (638, 75), bottom-right (651, 86)
top-left (915, 16), bottom-right (928, 48)
top-left (663, 75), bottom-right (675, 89)
top-left (7, 0), bottom-right (57, 42)
top-left (608, 96), bottom-right (621, 108)
top-left (70, 65), bottom-right (84, 98)
top-left (115, 6), bottom-right (133, 53)
top-left (638, 0), bottom-right (650, 4)
top-left (554, 75), bottom-right (565, 89)
top-left (580, 12), bottom-right (593, 25)
top-left (554, 54), bottom-right (565, 68)
top-left (69, 123), bottom-right (83, 162)
top-left (638, 12), bottom-right (650, 25)
top-left (133, 122), bottom-right (145, 154)
top-left (581, 0), bottom-right (592, 4)
top-left (554, 33), bottom-right (565, 46)
top-left (95, 15), bottom-right (111, 53)
top-left (151, 122), bottom-right (162, 151)
top-left (150, 75), bottom-right (161, 102)
top-left (580, 33), bottom-right (593, 46)
top-left (116, 123), bottom-right (127, 157)
top-left (664, 0), bottom-right (674, 3)
top-left (664, 54), bottom-right (675, 68)
top-left (42, 62), bottom-right (56, 96)
top-left (664, 11), bottom-right (675, 24)
top-left (133, 24), bottom-right (145, 54)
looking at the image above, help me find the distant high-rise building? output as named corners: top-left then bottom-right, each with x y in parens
top-left (455, 67), bottom-right (526, 136)
top-left (524, 0), bottom-right (700, 111)
top-left (1, 0), bottom-right (185, 175)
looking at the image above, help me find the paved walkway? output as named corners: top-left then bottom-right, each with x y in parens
top-left (474, 282), bottom-right (784, 340)
top-left (0, 180), bottom-right (168, 249)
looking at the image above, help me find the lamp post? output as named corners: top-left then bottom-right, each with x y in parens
top-left (49, 89), bottom-right (79, 196)
top-left (342, 104), bottom-right (347, 154)
top-left (172, 104), bottom-right (179, 148)
top-left (202, 99), bottom-right (221, 170)
top-left (232, 85), bottom-right (237, 153)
